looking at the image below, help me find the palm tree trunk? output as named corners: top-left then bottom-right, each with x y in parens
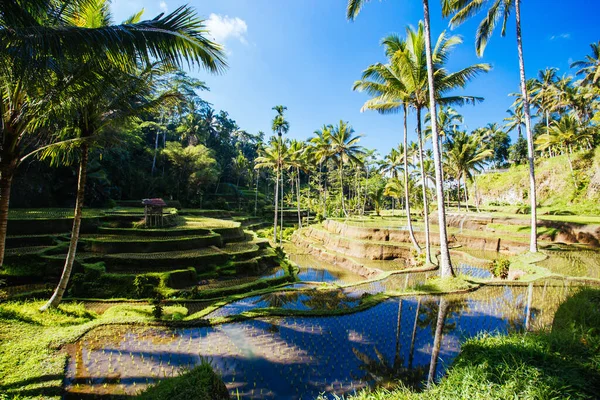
top-left (41, 143), bottom-right (89, 310)
top-left (362, 163), bottom-right (369, 216)
top-left (515, 0), bottom-right (538, 253)
top-left (296, 167), bottom-right (302, 228)
top-left (422, 0), bottom-right (453, 276)
top-left (0, 161), bottom-right (17, 269)
top-left (280, 168), bottom-right (284, 244)
top-left (416, 108), bottom-right (432, 264)
top-left (152, 130), bottom-right (159, 175)
top-left (254, 171), bottom-right (259, 216)
top-left (339, 160), bottom-right (348, 217)
top-left (566, 146), bottom-right (577, 188)
top-left (427, 297), bottom-right (449, 387)
top-left (404, 105), bottom-right (421, 253)
top-left (463, 173), bottom-right (470, 212)
top-left (273, 168), bottom-right (279, 242)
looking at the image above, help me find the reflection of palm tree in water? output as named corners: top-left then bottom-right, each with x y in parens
top-left (352, 299), bottom-right (424, 390)
top-left (258, 291), bottom-right (302, 308)
top-left (301, 290), bottom-right (358, 310)
top-left (415, 297), bottom-right (467, 386)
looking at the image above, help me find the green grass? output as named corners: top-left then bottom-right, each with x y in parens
top-left (0, 301), bottom-right (191, 399)
top-left (333, 288), bottom-right (600, 400)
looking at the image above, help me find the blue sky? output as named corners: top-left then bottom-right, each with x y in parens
top-left (111, 0), bottom-right (600, 156)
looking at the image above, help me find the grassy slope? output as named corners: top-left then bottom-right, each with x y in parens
top-left (338, 288), bottom-right (600, 400)
top-left (475, 149), bottom-right (600, 215)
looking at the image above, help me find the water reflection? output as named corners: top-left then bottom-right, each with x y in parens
top-left (66, 282), bottom-right (582, 399)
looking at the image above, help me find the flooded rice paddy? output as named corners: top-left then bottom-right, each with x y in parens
top-left (66, 276), bottom-right (586, 399)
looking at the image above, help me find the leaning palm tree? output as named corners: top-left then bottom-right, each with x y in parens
top-left (41, 65), bottom-right (182, 311)
top-left (0, 1), bottom-right (226, 269)
top-left (348, 0), bottom-right (466, 277)
top-left (38, 3), bottom-right (226, 310)
top-left (288, 139), bottom-right (307, 228)
top-left (329, 121), bottom-right (365, 217)
top-left (443, 0), bottom-right (538, 253)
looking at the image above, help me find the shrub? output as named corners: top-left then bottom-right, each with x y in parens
top-left (133, 275), bottom-right (160, 298)
top-left (490, 257), bottom-right (510, 279)
top-left (152, 291), bottom-right (164, 319)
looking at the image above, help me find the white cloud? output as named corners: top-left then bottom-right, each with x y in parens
top-left (205, 14), bottom-right (248, 45)
top-left (159, 1), bottom-right (167, 12)
top-left (550, 33), bottom-right (571, 40)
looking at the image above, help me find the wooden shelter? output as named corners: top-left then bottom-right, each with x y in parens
top-left (142, 198), bottom-right (167, 227)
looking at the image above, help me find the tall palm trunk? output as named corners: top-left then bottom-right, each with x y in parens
top-left (427, 297), bottom-right (449, 387)
top-left (339, 160), bottom-right (348, 217)
top-left (416, 108), bottom-right (431, 264)
top-left (41, 143), bottom-right (89, 310)
top-left (0, 160), bottom-right (17, 269)
top-left (422, 0), bottom-right (453, 276)
top-left (280, 168), bottom-right (284, 244)
top-left (296, 167), bottom-right (302, 228)
top-left (515, 0), bottom-right (537, 253)
top-left (254, 171), bottom-right (259, 216)
top-left (404, 104), bottom-right (421, 253)
top-left (462, 173), bottom-right (470, 212)
top-left (151, 130), bottom-right (159, 175)
top-left (362, 164), bottom-right (369, 215)
top-left (273, 168), bottom-right (279, 242)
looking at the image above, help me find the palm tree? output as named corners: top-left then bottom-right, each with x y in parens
top-left (535, 115), bottom-right (593, 186)
top-left (348, 0), bottom-right (487, 277)
top-left (271, 105), bottom-right (290, 241)
top-left (330, 121), bottom-right (365, 217)
top-left (444, 131), bottom-right (493, 212)
top-left (288, 139), bottom-right (307, 228)
top-left (571, 42), bottom-right (600, 87)
top-left (443, 0), bottom-right (538, 253)
top-left (255, 138), bottom-right (289, 242)
top-left (41, 65), bottom-right (183, 310)
top-left (504, 107), bottom-right (526, 138)
top-left (395, 23), bottom-right (490, 265)
top-left (0, 1), bottom-right (226, 269)
top-left (353, 35), bottom-right (421, 251)
top-left (309, 125), bottom-right (333, 218)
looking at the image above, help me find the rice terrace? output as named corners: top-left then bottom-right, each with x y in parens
top-left (1, 1), bottom-right (600, 399)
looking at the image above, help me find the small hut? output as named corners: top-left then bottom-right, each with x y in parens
top-left (142, 198), bottom-right (167, 227)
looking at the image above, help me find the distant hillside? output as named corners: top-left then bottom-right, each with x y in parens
top-left (474, 148), bottom-right (600, 215)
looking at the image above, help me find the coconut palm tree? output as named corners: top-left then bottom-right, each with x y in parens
top-left (41, 64), bottom-right (183, 310)
top-left (0, 1), bottom-right (226, 269)
top-left (309, 125), bottom-right (333, 218)
top-left (535, 115), bottom-right (593, 186)
top-left (329, 121), bottom-right (365, 217)
top-left (348, 0), bottom-right (478, 277)
top-left (394, 23), bottom-right (490, 265)
top-left (270, 105), bottom-right (290, 241)
top-left (571, 41), bottom-right (600, 87)
top-left (444, 131), bottom-right (493, 212)
top-left (443, 0), bottom-right (538, 253)
top-left (353, 35), bottom-right (421, 251)
top-left (288, 139), bottom-right (307, 228)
